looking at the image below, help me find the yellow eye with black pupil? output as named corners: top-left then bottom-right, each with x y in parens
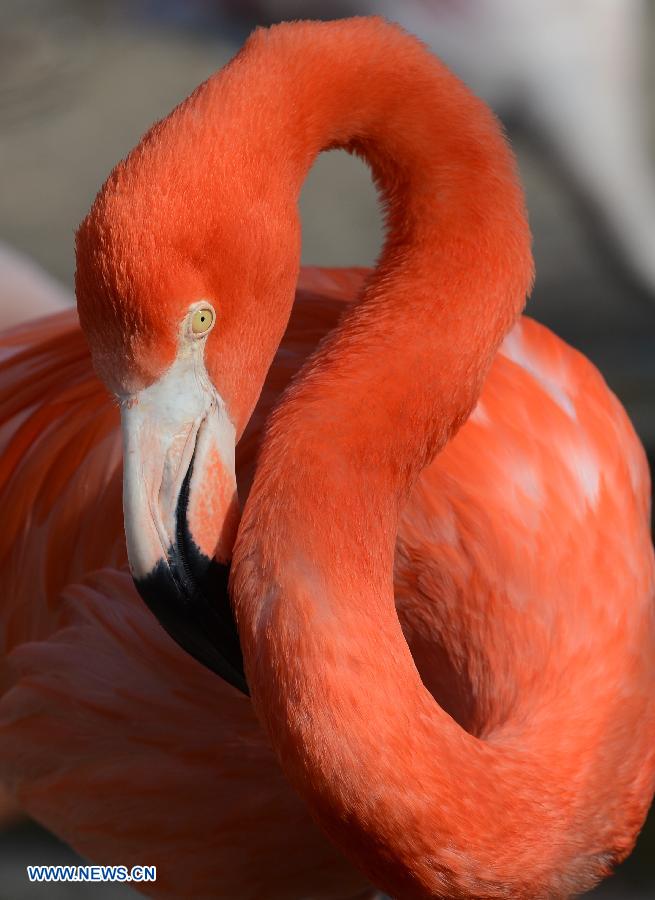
top-left (191, 308), bottom-right (214, 334)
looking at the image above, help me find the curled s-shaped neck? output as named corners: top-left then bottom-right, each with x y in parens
top-left (235, 16), bottom-right (532, 473)
top-left (229, 19), bottom-right (569, 900)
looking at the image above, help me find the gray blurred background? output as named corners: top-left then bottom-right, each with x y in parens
top-left (0, 0), bottom-right (653, 897)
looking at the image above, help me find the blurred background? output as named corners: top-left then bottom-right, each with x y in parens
top-left (0, 0), bottom-right (653, 896)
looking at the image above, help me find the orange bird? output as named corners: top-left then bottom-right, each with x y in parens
top-left (0, 17), bottom-right (654, 900)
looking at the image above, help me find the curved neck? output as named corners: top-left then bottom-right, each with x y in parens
top-left (241, 17), bottom-right (531, 473)
top-left (230, 19), bottom-right (558, 899)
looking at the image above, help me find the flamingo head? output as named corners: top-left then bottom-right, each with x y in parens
top-left (74, 134), bottom-right (301, 695)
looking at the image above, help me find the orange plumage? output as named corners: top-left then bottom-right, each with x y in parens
top-left (0, 17), bottom-right (653, 900)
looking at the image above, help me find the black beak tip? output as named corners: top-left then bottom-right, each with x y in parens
top-left (133, 555), bottom-right (249, 697)
top-left (131, 446), bottom-right (249, 695)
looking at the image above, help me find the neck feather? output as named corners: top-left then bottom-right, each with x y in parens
top-left (227, 19), bottom-right (588, 899)
top-left (234, 16), bottom-right (532, 474)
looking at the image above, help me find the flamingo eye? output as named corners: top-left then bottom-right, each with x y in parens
top-left (191, 307), bottom-right (215, 335)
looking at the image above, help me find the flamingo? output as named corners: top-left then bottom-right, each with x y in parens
top-left (0, 16), bottom-right (653, 899)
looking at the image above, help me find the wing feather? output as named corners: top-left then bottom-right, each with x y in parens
top-left (0, 311), bottom-right (124, 660)
top-left (0, 569), bottom-right (367, 900)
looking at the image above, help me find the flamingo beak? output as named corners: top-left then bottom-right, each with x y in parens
top-left (119, 346), bottom-right (248, 695)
